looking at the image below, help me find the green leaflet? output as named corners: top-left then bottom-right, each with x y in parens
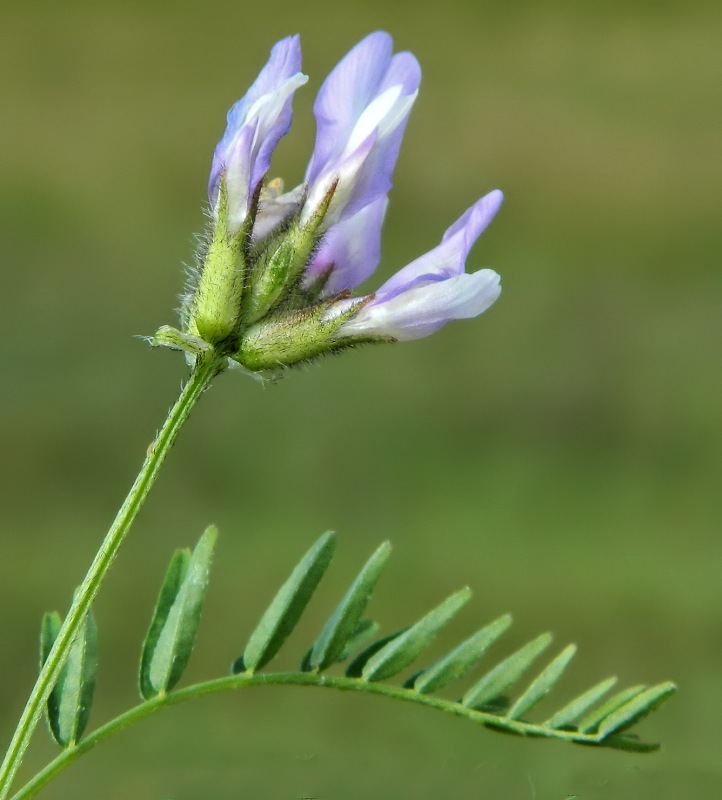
top-left (139, 549), bottom-right (190, 699)
top-left (140, 526), bottom-right (217, 699)
top-left (577, 685), bottom-right (647, 734)
top-left (506, 644), bottom-right (577, 720)
top-left (600, 735), bottom-right (661, 753)
top-left (362, 588), bottom-right (472, 683)
top-left (338, 619), bottom-right (380, 662)
top-left (345, 628), bottom-right (409, 678)
top-left (302, 619), bottom-right (381, 672)
top-left (545, 676), bottom-right (618, 729)
top-left (597, 682), bottom-right (677, 738)
top-left (40, 607), bottom-right (97, 748)
top-left (462, 633), bottom-right (552, 710)
top-left (308, 541), bottom-right (392, 672)
top-left (413, 614), bottom-right (512, 695)
top-left (238, 532), bottom-right (336, 673)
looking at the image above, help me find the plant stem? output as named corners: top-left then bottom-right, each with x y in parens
top-left (9, 671), bottom-right (621, 800)
top-left (0, 353), bottom-right (224, 800)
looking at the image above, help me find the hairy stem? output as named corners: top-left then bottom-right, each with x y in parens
top-left (0, 353), bottom-right (225, 800)
top-left (9, 671), bottom-right (613, 800)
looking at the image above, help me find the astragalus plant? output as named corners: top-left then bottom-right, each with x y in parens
top-left (0, 31), bottom-right (675, 800)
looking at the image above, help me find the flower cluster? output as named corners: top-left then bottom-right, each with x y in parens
top-left (158, 32), bottom-right (502, 372)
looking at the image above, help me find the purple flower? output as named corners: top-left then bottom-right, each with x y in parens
top-left (208, 36), bottom-right (308, 235)
top-left (301, 32), bottom-right (421, 238)
top-left (185, 32), bottom-right (504, 372)
top-left (335, 191), bottom-right (503, 341)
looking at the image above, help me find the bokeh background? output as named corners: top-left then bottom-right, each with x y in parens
top-left (1, 0), bottom-right (720, 797)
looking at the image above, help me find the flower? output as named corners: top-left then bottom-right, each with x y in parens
top-left (335, 191), bottom-right (503, 341)
top-left (166, 32), bottom-right (503, 373)
top-left (208, 35), bottom-right (308, 236)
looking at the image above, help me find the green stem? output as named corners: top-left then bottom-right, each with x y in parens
top-left (9, 671), bottom-right (610, 800)
top-left (0, 353), bottom-right (225, 800)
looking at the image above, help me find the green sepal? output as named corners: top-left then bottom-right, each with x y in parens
top-left (233, 296), bottom-right (382, 373)
top-left (413, 613), bottom-right (512, 695)
top-left (190, 178), bottom-right (254, 347)
top-left (237, 532), bottom-right (336, 674)
top-left (139, 526), bottom-right (217, 699)
top-left (243, 227), bottom-right (314, 324)
top-left (544, 676), bottom-right (618, 729)
top-left (41, 606), bottom-right (98, 748)
top-left (362, 588), bottom-right (472, 683)
top-left (506, 644), bottom-right (577, 720)
top-left (242, 179), bottom-right (338, 324)
top-left (150, 326), bottom-right (212, 357)
top-left (462, 633), bottom-right (552, 710)
top-left (596, 682), bottom-right (677, 739)
top-left (308, 541), bottom-right (392, 672)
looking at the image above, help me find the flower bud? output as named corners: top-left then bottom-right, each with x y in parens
top-left (188, 180), bottom-right (250, 348)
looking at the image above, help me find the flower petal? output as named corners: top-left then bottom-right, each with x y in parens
top-left (306, 196), bottom-right (389, 293)
top-left (306, 32), bottom-right (394, 186)
top-left (303, 32), bottom-right (420, 227)
top-left (376, 190), bottom-right (503, 300)
top-left (208, 35), bottom-right (307, 232)
top-left (252, 183), bottom-right (305, 241)
top-left (340, 269), bottom-right (501, 340)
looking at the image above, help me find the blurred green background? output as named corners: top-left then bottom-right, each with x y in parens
top-left (1, 0), bottom-right (720, 797)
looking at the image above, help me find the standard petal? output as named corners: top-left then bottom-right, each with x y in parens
top-left (248, 71), bottom-right (309, 194)
top-left (208, 35), bottom-right (307, 231)
top-left (303, 32), bottom-right (421, 228)
top-left (340, 269), bottom-right (501, 340)
top-left (306, 32), bottom-right (394, 186)
top-left (306, 196), bottom-right (388, 293)
top-left (376, 190), bottom-right (503, 300)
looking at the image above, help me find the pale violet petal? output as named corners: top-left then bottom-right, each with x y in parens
top-left (252, 184), bottom-right (305, 241)
top-left (340, 270), bottom-right (501, 340)
top-left (302, 133), bottom-right (377, 226)
top-left (208, 35), bottom-right (307, 232)
top-left (304, 32), bottom-right (420, 229)
top-left (376, 190), bottom-right (503, 299)
top-left (306, 197), bottom-right (388, 293)
top-left (306, 32), bottom-right (394, 185)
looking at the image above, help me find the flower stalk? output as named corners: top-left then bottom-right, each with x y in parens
top-left (0, 353), bottom-right (225, 800)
